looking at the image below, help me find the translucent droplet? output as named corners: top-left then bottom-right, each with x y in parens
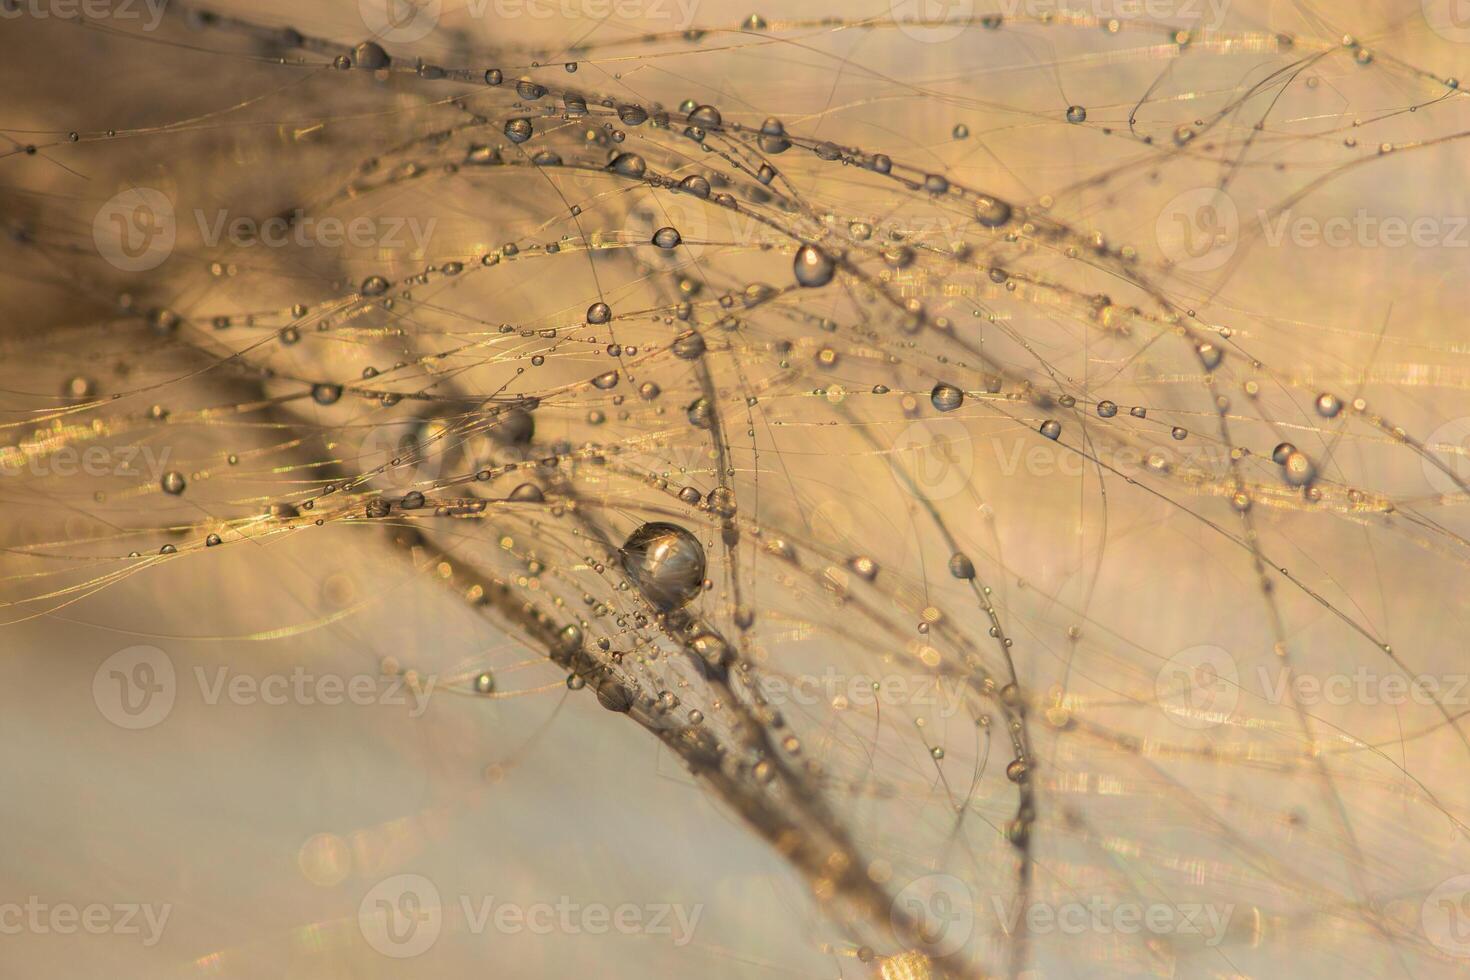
top-left (687, 104), bottom-right (722, 128)
top-left (312, 383), bottom-right (343, 405)
top-left (474, 672), bottom-right (495, 694)
top-left (653, 226), bottom-right (682, 249)
top-left (1315, 392), bottom-right (1342, 418)
top-left (1196, 342), bottom-right (1223, 371)
top-left (758, 117), bottom-right (790, 153)
top-left (931, 382), bottom-right (964, 412)
top-left (353, 41), bottom-right (389, 70)
top-left (1066, 104), bottom-right (1087, 123)
top-left (975, 196), bottom-right (1012, 228)
top-left (1096, 400), bottom-right (1118, 418)
top-left (686, 397), bottom-right (714, 428)
top-left (620, 522), bottom-right (706, 612)
top-left (671, 331), bottom-right (706, 359)
top-left (508, 483), bottom-right (545, 502)
top-left (361, 275), bottom-right (389, 296)
top-left (793, 244), bottom-right (835, 287)
top-left (678, 174), bottom-right (712, 198)
top-left (1282, 450), bottom-right (1315, 487)
top-left (608, 152), bottom-right (646, 178)
top-left (591, 370), bottom-right (619, 390)
top-left (504, 118), bottom-right (533, 143)
top-left (1040, 420), bottom-right (1062, 440)
top-left (160, 471), bottom-right (186, 495)
top-left (587, 302), bottom-right (612, 324)
top-left (949, 553), bottom-right (975, 579)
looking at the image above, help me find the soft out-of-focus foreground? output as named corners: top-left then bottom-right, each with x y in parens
top-left (3, 0), bottom-right (1470, 976)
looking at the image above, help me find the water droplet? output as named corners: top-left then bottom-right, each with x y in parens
top-left (1282, 450), bottom-right (1315, 487)
top-left (353, 41), bottom-right (389, 70)
top-left (401, 490), bottom-right (425, 510)
top-left (1066, 104), bottom-right (1087, 123)
top-left (1271, 441), bottom-right (1296, 464)
top-left (653, 226), bottom-right (682, 249)
top-left (686, 397), bottom-right (714, 428)
top-left (504, 118), bottom-right (533, 143)
top-left (672, 331), bottom-right (705, 359)
top-left (1006, 758), bottom-right (1030, 783)
top-left (793, 244), bottom-right (835, 287)
top-left (975, 196), bottom-right (1012, 228)
top-left (591, 370), bottom-right (619, 390)
top-left (160, 471), bottom-right (186, 495)
top-left (758, 117), bottom-right (790, 153)
top-left (508, 483), bottom-right (544, 502)
top-left (1096, 400), bottom-right (1118, 418)
top-left (361, 275), bottom-right (389, 296)
top-left (620, 522), bottom-right (707, 612)
top-left (949, 553), bottom-right (975, 579)
top-left (474, 672), bottom-right (495, 694)
top-left (849, 555), bottom-right (878, 580)
top-left (609, 152), bottom-right (647, 178)
top-left (484, 68), bottom-right (503, 85)
top-left (1315, 392), bottom-right (1342, 418)
top-left (312, 383), bottom-right (343, 405)
top-left (707, 486), bottom-right (737, 518)
top-left (587, 302), bottom-right (612, 324)
top-left (931, 382), bottom-right (964, 412)
top-left (1040, 420), bottom-right (1062, 440)
top-left (1196, 342), bottom-right (1223, 371)
top-left (687, 104), bottom-right (722, 128)
top-left (678, 174), bottom-right (712, 198)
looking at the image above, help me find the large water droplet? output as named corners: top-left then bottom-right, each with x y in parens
top-left (620, 522), bottom-right (707, 612)
top-left (931, 382), bottom-right (964, 412)
top-left (793, 244), bottom-right (836, 287)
